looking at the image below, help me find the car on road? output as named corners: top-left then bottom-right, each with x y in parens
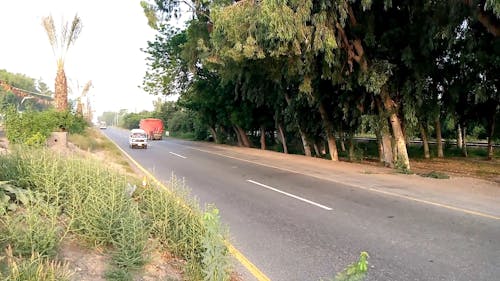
top-left (129, 129), bottom-right (148, 149)
top-left (99, 121), bottom-right (107, 129)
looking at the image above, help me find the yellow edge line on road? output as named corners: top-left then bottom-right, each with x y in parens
top-left (103, 134), bottom-right (272, 281)
top-left (187, 147), bottom-right (500, 221)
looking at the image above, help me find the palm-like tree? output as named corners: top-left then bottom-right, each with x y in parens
top-left (42, 14), bottom-right (83, 111)
top-left (76, 80), bottom-right (92, 118)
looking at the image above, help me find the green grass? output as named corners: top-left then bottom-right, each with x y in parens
top-left (0, 146), bottom-right (232, 281)
top-left (0, 247), bottom-right (72, 281)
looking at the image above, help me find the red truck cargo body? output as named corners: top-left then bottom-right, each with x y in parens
top-left (139, 118), bottom-right (164, 140)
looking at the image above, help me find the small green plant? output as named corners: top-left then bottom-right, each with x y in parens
top-left (0, 181), bottom-right (33, 215)
top-left (0, 246), bottom-right (72, 281)
top-left (110, 206), bottom-right (150, 270)
top-left (394, 156), bottom-right (413, 174)
top-left (104, 267), bottom-right (133, 281)
top-left (201, 206), bottom-right (231, 281)
top-left (323, 252), bottom-right (369, 281)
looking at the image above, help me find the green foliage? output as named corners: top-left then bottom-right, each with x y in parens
top-left (104, 267), bottom-right (134, 281)
top-left (0, 200), bottom-right (61, 258)
top-left (0, 148), bottom-right (148, 275)
top-left (325, 252), bottom-right (369, 281)
top-left (394, 155), bottom-right (413, 174)
top-left (0, 181), bottom-right (33, 215)
top-left (4, 108), bottom-right (87, 145)
top-left (120, 112), bottom-right (148, 130)
top-left (201, 206), bottom-right (231, 281)
top-left (136, 177), bottom-right (231, 280)
top-left (0, 139), bottom-right (233, 280)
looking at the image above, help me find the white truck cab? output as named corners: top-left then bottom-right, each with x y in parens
top-left (129, 129), bottom-right (148, 149)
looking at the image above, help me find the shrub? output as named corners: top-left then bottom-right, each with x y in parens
top-left (4, 108), bottom-right (87, 145)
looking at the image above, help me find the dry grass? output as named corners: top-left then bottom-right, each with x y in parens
top-left (68, 128), bottom-right (134, 174)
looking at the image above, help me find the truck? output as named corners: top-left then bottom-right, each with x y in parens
top-left (139, 118), bottom-right (164, 140)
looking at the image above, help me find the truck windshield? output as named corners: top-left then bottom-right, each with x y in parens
top-left (131, 133), bottom-right (146, 138)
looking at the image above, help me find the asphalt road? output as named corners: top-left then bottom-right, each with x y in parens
top-left (103, 128), bottom-right (500, 281)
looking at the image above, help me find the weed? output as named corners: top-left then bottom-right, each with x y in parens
top-left (419, 171), bottom-right (450, 179)
top-left (0, 246), bottom-right (72, 281)
top-left (322, 252), bottom-right (369, 281)
top-left (0, 146), bottom-right (232, 281)
top-left (110, 205), bottom-right (150, 269)
top-left (104, 267), bottom-right (133, 281)
top-left (0, 200), bottom-right (61, 258)
top-left (201, 206), bottom-right (231, 281)
top-left (136, 176), bottom-right (231, 280)
top-left (394, 156), bottom-right (413, 174)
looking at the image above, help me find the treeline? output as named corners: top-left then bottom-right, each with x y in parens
top-left (99, 101), bottom-right (208, 139)
top-left (0, 69), bottom-right (52, 112)
top-left (139, 1), bottom-right (499, 169)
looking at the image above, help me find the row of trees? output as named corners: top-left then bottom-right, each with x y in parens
top-left (99, 100), bottom-right (208, 139)
top-left (140, 0), bottom-right (499, 169)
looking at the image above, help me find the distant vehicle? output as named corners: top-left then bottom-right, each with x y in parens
top-left (99, 121), bottom-right (107, 129)
top-left (139, 118), bottom-right (164, 140)
top-left (129, 129), bottom-right (148, 149)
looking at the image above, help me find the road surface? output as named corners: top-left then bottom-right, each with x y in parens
top-left (102, 128), bottom-right (500, 281)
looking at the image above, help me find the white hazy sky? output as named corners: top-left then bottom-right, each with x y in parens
top-left (0, 0), bottom-right (163, 117)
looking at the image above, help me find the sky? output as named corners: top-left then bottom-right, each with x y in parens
top-left (0, 0), bottom-right (164, 117)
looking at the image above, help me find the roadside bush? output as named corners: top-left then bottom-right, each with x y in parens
top-left (136, 177), bottom-right (232, 280)
top-left (4, 108), bottom-right (87, 145)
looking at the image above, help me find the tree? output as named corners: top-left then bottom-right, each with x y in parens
top-left (42, 14), bottom-right (83, 111)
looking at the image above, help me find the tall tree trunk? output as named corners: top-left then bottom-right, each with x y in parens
top-left (298, 127), bottom-right (313, 157)
top-left (339, 125), bottom-right (346, 152)
top-left (435, 117), bottom-right (444, 158)
top-left (462, 125), bottom-right (468, 157)
top-left (381, 89), bottom-right (410, 170)
top-left (313, 143), bottom-right (321, 157)
top-left (237, 126), bottom-right (251, 148)
top-left (419, 123), bottom-right (430, 159)
top-left (278, 123), bottom-right (288, 154)
top-left (284, 92), bottom-right (312, 157)
top-left (260, 125), bottom-right (266, 150)
top-left (209, 126), bottom-right (219, 144)
top-left (381, 132), bottom-right (394, 167)
top-left (76, 98), bottom-right (83, 115)
top-left (55, 66), bottom-right (68, 111)
top-left (233, 126), bottom-right (243, 146)
top-left (348, 134), bottom-right (355, 161)
top-left (376, 97), bottom-right (394, 167)
top-left (457, 123), bottom-right (463, 149)
top-left (318, 102), bottom-right (339, 161)
top-left (376, 131), bottom-right (384, 163)
top-left (487, 112), bottom-right (495, 160)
